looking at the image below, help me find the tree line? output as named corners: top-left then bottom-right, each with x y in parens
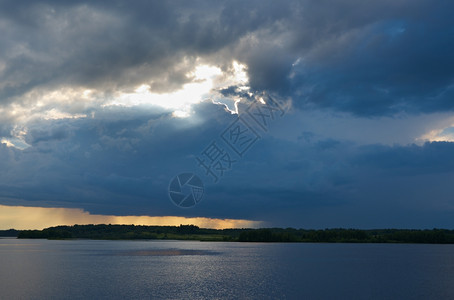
top-left (14, 225), bottom-right (454, 243)
top-left (0, 229), bottom-right (19, 237)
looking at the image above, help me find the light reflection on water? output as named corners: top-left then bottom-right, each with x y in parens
top-left (0, 239), bottom-right (454, 299)
top-left (112, 249), bottom-right (219, 256)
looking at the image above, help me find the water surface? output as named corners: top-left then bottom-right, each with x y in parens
top-left (1, 238), bottom-right (453, 299)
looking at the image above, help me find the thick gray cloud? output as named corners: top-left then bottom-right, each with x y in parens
top-left (1, 102), bottom-right (454, 228)
top-left (1, 0), bottom-right (452, 115)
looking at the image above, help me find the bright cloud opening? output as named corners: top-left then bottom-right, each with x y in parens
top-left (417, 116), bottom-right (454, 143)
top-left (0, 60), bottom-right (252, 152)
top-left (42, 109), bottom-right (87, 120)
top-left (0, 125), bottom-right (31, 150)
top-left (419, 127), bottom-right (454, 142)
top-left (105, 61), bottom-right (250, 116)
top-left (0, 137), bottom-right (31, 150)
top-left (106, 65), bottom-right (223, 113)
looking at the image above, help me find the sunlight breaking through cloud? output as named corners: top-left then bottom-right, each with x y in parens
top-left (0, 137), bottom-right (30, 150)
top-left (105, 61), bottom-right (250, 116)
top-left (416, 116), bottom-right (454, 143)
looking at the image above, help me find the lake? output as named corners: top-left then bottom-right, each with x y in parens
top-left (1, 238), bottom-right (453, 299)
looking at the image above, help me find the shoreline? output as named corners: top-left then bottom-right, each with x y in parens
top-left (4, 224), bottom-right (454, 244)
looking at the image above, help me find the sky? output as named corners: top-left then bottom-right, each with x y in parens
top-left (1, 0), bottom-right (454, 229)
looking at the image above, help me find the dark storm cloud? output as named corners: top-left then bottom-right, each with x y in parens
top-left (0, 1), bottom-right (218, 102)
top-left (192, 137), bottom-right (454, 228)
top-left (0, 0), bottom-right (285, 102)
top-left (2, 101), bottom-right (453, 228)
top-left (355, 142), bottom-right (454, 175)
top-left (1, 0), bottom-right (453, 115)
top-left (0, 103), bottom-right (235, 214)
top-left (239, 0), bottom-right (454, 116)
top-left (29, 126), bottom-right (70, 144)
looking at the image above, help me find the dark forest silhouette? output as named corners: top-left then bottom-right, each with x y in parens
top-left (10, 224), bottom-right (454, 244)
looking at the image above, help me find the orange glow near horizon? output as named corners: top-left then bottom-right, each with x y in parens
top-left (0, 205), bottom-right (263, 230)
